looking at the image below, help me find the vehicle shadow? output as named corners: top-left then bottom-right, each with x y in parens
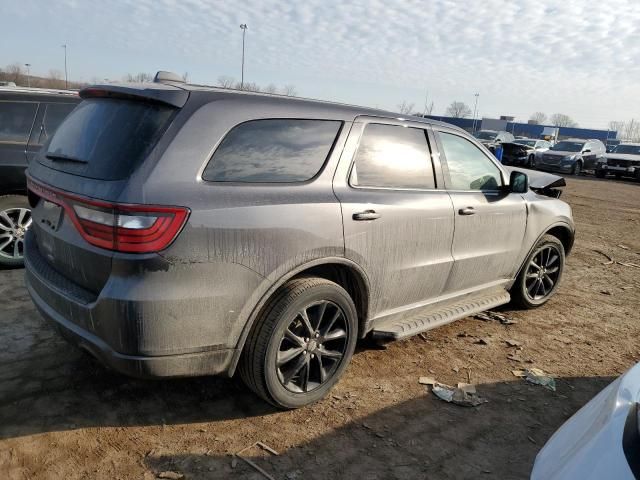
top-left (142, 375), bottom-right (614, 480)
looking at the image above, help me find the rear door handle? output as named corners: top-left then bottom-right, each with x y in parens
top-left (458, 207), bottom-right (476, 216)
top-left (353, 210), bottom-right (381, 221)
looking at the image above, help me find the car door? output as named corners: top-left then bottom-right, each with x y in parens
top-left (581, 141), bottom-right (597, 169)
top-left (433, 127), bottom-right (527, 294)
top-left (333, 118), bottom-right (455, 321)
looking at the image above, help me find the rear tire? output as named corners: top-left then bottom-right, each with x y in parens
top-left (0, 195), bottom-right (31, 268)
top-left (510, 235), bottom-right (565, 309)
top-left (239, 277), bottom-right (358, 409)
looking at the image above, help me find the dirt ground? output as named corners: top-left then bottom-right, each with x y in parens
top-left (1, 175), bottom-right (639, 480)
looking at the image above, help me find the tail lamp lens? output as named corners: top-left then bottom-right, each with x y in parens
top-left (28, 178), bottom-right (189, 253)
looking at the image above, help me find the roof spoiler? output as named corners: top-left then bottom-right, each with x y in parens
top-left (80, 83), bottom-right (189, 108)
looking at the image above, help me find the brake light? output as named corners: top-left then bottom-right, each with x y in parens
top-left (27, 177), bottom-right (189, 253)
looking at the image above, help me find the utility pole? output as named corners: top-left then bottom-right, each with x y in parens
top-left (24, 63), bottom-right (31, 87)
top-left (472, 93), bottom-right (479, 132)
top-left (239, 24), bottom-right (248, 89)
top-left (61, 44), bottom-right (68, 89)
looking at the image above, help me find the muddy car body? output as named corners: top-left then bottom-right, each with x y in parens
top-left (24, 74), bottom-right (574, 407)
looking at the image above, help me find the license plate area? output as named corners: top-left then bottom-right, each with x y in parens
top-left (40, 200), bottom-right (63, 232)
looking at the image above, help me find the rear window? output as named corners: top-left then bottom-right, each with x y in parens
top-left (0, 101), bottom-right (38, 144)
top-left (202, 119), bottom-right (342, 183)
top-left (40, 98), bottom-right (175, 180)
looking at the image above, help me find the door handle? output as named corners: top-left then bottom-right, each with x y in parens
top-left (458, 207), bottom-right (476, 216)
top-left (353, 210), bottom-right (381, 221)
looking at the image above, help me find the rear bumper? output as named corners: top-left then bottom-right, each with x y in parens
top-left (26, 274), bottom-right (235, 377)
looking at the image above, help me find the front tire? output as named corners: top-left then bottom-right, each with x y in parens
top-left (239, 277), bottom-right (358, 409)
top-left (571, 161), bottom-right (582, 176)
top-left (510, 235), bottom-right (565, 309)
top-left (0, 195), bottom-right (31, 268)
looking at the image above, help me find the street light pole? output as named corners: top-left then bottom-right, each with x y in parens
top-left (24, 63), bottom-right (31, 87)
top-left (472, 93), bottom-right (479, 132)
top-left (61, 44), bottom-right (68, 89)
top-left (239, 24), bottom-right (248, 89)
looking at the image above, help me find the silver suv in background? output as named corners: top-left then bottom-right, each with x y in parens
top-left (24, 73), bottom-right (574, 408)
top-left (596, 143), bottom-right (640, 180)
top-left (537, 138), bottom-right (606, 175)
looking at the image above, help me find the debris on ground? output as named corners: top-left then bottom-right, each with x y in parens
top-left (157, 472), bottom-right (184, 480)
top-left (505, 339), bottom-right (522, 348)
top-left (232, 441), bottom-right (279, 480)
top-left (513, 368), bottom-right (556, 391)
top-left (418, 376), bottom-right (436, 385)
top-left (428, 381), bottom-right (487, 407)
top-left (618, 244), bottom-right (630, 250)
top-left (593, 249), bottom-right (614, 265)
top-left (474, 311), bottom-right (517, 325)
top-left (600, 290), bottom-right (612, 295)
top-left (474, 338), bottom-right (490, 345)
top-left (618, 262), bottom-right (640, 269)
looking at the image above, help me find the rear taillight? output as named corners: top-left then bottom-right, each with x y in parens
top-left (27, 177), bottom-right (189, 253)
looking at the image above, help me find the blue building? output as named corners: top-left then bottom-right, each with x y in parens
top-left (425, 115), bottom-right (616, 142)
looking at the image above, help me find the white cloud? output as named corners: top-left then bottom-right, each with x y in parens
top-left (2, 0), bottom-right (640, 127)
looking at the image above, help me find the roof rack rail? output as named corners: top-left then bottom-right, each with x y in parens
top-left (153, 71), bottom-right (184, 84)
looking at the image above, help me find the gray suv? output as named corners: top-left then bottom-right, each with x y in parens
top-left (24, 73), bottom-right (574, 408)
top-left (537, 138), bottom-right (606, 175)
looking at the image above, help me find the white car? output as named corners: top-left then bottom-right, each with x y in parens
top-left (596, 143), bottom-right (640, 180)
top-left (531, 362), bottom-right (640, 479)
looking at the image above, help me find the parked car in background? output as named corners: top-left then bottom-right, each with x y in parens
top-left (596, 143), bottom-right (640, 180)
top-left (606, 139), bottom-right (622, 153)
top-left (501, 139), bottom-right (551, 167)
top-left (531, 362), bottom-right (640, 479)
top-left (25, 73), bottom-right (574, 408)
top-left (0, 87), bottom-right (79, 267)
top-left (536, 138), bottom-right (606, 175)
top-left (473, 129), bottom-right (515, 152)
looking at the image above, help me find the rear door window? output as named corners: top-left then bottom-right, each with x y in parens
top-left (29, 103), bottom-right (77, 147)
top-left (40, 98), bottom-right (175, 180)
top-left (0, 101), bottom-right (38, 144)
top-left (203, 119), bottom-right (342, 183)
top-left (350, 123), bottom-right (435, 189)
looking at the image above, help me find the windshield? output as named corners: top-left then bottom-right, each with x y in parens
top-left (612, 144), bottom-right (640, 155)
top-left (550, 141), bottom-right (584, 152)
top-left (473, 131), bottom-right (496, 141)
top-left (514, 140), bottom-right (537, 147)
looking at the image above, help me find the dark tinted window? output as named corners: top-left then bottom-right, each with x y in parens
top-left (351, 123), bottom-right (435, 189)
top-left (0, 101), bottom-right (38, 144)
top-left (203, 119), bottom-right (341, 183)
top-left (40, 98), bottom-right (175, 180)
top-left (30, 103), bottom-right (77, 146)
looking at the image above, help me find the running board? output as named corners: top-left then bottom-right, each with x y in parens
top-left (371, 289), bottom-right (511, 341)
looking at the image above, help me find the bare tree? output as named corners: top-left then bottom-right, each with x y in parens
top-left (217, 75), bottom-right (236, 88)
top-left (282, 85), bottom-right (297, 96)
top-left (622, 119), bottom-right (640, 142)
top-left (5, 63), bottom-right (25, 85)
top-left (263, 83), bottom-right (278, 94)
top-left (549, 113), bottom-right (578, 128)
top-left (608, 120), bottom-right (625, 138)
top-left (181, 72), bottom-right (190, 83)
top-left (125, 72), bottom-right (153, 83)
top-left (397, 101), bottom-right (415, 115)
top-left (529, 112), bottom-right (547, 124)
top-left (446, 101), bottom-right (472, 118)
top-left (48, 69), bottom-right (65, 89)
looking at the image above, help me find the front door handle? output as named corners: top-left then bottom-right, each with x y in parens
top-left (458, 207), bottom-right (476, 216)
top-left (353, 210), bottom-right (381, 221)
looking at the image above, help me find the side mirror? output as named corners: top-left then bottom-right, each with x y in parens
top-left (509, 170), bottom-right (529, 194)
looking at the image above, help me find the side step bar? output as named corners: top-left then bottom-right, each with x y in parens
top-left (371, 289), bottom-right (511, 341)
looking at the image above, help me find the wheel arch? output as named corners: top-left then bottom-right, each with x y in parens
top-left (514, 221), bottom-right (574, 280)
top-left (227, 257), bottom-right (371, 376)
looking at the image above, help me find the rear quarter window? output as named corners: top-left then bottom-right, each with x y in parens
top-left (40, 98), bottom-right (175, 180)
top-left (0, 101), bottom-right (38, 144)
top-left (202, 119), bottom-right (342, 183)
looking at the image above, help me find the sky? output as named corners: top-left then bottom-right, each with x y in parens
top-left (2, 0), bottom-right (640, 129)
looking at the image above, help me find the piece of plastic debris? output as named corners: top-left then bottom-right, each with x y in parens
top-left (430, 382), bottom-right (487, 407)
top-left (419, 376), bottom-right (436, 385)
top-left (618, 244), bottom-right (630, 250)
top-left (593, 249), bottom-right (614, 265)
top-left (513, 368), bottom-right (556, 391)
top-left (157, 472), bottom-right (184, 480)
top-left (474, 311), bottom-right (517, 325)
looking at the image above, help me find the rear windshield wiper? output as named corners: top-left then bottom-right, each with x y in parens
top-left (45, 153), bottom-right (88, 164)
